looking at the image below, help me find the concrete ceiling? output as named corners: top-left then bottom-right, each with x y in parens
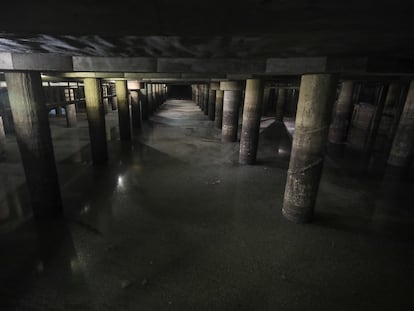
top-left (1, 0), bottom-right (414, 59)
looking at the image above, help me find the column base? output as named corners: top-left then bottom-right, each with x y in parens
top-left (281, 205), bottom-right (313, 224)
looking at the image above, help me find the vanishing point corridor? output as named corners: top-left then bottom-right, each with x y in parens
top-left (1, 98), bottom-right (414, 310)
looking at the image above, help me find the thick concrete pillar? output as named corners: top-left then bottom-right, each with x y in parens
top-left (110, 95), bottom-right (118, 111)
top-left (377, 83), bottom-right (403, 152)
top-left (262, 85), bottom-right (271, 115)
top-left (275, 88), bottom-right (287, 122)
top-left (154, 84), bottom-right (158, 108)
top-left (215, 90), bottom-right (224, 129)
top-left (128, 81), bottom-right (141, 130)
top-left (328, 80), bottom-right (354, 144)
top-left (203, 84), bottom-right (209, 115)
top-left (220, 81), bottom-right (243, 142)
top-left (102, 85), bottom-right (110, 114)
top-left (159, 84), bottom-right (163, 105)
top-left (84, 78), bottom-right (108, 165)
top-left (116, 80), bottom-right (131, 141)
top-left (109, 84), bottom-right (117, 110)
top-left (282, 74), bottom-right (338, 223)
top-left (384, 83), bottom-right (402, 111)
top-left (152, 84), bottom-right (158, 109)
top-left (198, 85), bottom-right (203, 108)
top-left (5, 71), bottom-right (62, 219)
top-left (159, 84), bottom-right (163, 103)
top-left (154, 84), bottom-right (159, 109)
top-left (208, 82), bottom-right (219, 121)
top-left (380, 83), bottom-right (402, 138)
top-left (140, 84), bottom-right (149, 121)
top-left (388, 81), bottom-right (414, 167)
top-left (198, 85), bottom-right (203, 110)
top-left (0, 116), bottom-right (6, 158)
top-left (153, 84), bottom-right (158, 108)
top-left (199, 85), bottom-right (204, 110)
top-left (163, 84), bottom-right (166, 101)
top-left (239, 79), bottom-right (264, 164)
top-left (65, 104), bottom-right (77, 128)
top-left (194, 85), bottom-right (199, 106)
top-left (130, 90), bottom-right (141, 129)
top-left (146, 84), bottom-right (153, 114)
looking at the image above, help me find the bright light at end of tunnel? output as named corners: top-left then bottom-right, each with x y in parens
top-left (278, 147), bottom-right (288, 155)
top-left (117, 176), bottom-right (124, 188)
top-left (80, 204), bottom-right (90, 215)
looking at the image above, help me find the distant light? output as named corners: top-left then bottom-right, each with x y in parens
top-left (117, 176), bottom-right (125, 190)
top-left (278, 147), bottom-right (288, 155)
top-left (80, 204), bottom-right (90, 215)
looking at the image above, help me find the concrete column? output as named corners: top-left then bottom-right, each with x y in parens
top-left (388, 81), bottom-right (414, 167)
top-left (154, 84), bottom-right (159, 108)
top-left (380, 83), bottom-right (404, 152)
top-left (275, 88), bottom-right (287, 122)
top-left (153, 84), bottom-right (159, 108)
top-left (102, 85), bottom-right (110, 114)
top-left (5, 71), bottom-right (62, 219)
top-left (151, 84), bottom-right (157, 110)
top-left (215, 90), bottom-right (224, 129)
top-left (154, 84), bottom-right (158, 108)
top-left (379, 83), bottom-right (402, 139)
top-left (140, 84), bottom-right (149, 121)
top-left (128, 81), bottom-right (141, 130)
top-left (199, 85), bottom-right (204, 110)
top-left (159, 84), bottom-right (163, 105)
top-left (328, 80), bottom-right (354, 144)
top-left (282, 74), bottom-right (338, 223)
top-left (130, 90), bottom-right (141, 129)
top-left (220, 81), bottom-right (243, 142)
top-left (208, 82), bottom-right (219, 121)
top-left (192, 85), bottom-right (196, 102)
top-left (262, 85), bottom-right (271, 115)
top-left (65, 104), bottom-right (77, 128)
top-left (384, 83), bottom-right (402, 111)
top-left (194, 85), bottom-right (199, 105)
top-left (239, 79), bottom-right (264, 164)
top-left (115, 80), bottom-right (131, 141)
top-left (109, 84), bottom-right (117, 110)
top-left (84, 78), bottom-right (108, 165)
top-left (0, 116), bottom-right (6, 158)
top-left (145, 83), bottom-right (153, 117)
top-left (198, 85), bottom-right (202, 108)
top-left (108, 95), bottom-right (114, 111)
top-left (203, 84), bottom-right (209, 115)
top-left (159, 84), bottom-right (163, 102)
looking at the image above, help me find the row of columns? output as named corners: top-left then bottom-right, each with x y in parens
top-left (328, 80), bottom-right (414, 169)
top-left (192, 76), bottom-right (414, 223)
top-left (2, 71), bottom-right (167, 219)
top-left (2, 70), bottom-right (414, 224)
top-left (261, 85), bottom-right (296, 119)
top-left (5, 72), bottom-right (63, 219)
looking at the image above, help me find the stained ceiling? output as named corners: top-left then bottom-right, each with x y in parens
top-left (1, 0), bottom-right (413, 59)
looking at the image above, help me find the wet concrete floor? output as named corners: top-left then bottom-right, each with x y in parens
top-left (1, 99), bottom-right (414, 310)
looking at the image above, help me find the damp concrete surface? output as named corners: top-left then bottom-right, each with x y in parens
top-left (0, 99), bottom-right (414, 310)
